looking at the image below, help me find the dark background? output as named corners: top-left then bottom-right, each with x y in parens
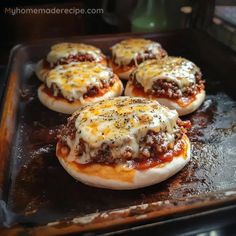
top-left (0, 0), bottom-right (213, 65)
top-left (0, 0), bottom-right (235, 64)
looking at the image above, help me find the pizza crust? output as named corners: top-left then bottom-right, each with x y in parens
top-left (108, 59), bottom-right (135, 80)
top-left (57, 135), bottom-right (190, 190)
top-left (35, 59), bottom-right (48, 82)
top-left (125, 81), bottom-right (206, 116)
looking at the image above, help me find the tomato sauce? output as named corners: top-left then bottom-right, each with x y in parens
top-left (111, 61), bottom-right (135, 74)
top-left (58, 135), bottom-right (188, 171)
top-left (131, 83), bottom-right (199, 107)
top-left (130, 137), bottom-right (187, 170)
top-left (42, 83), bottom-right (113, 102)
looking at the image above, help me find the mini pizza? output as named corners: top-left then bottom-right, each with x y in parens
top-left (56, 97), bottom-right (191, 190)
top-left (35, 42), bottom-right (107, 82)
top-left (125, 57), bottom-right (205, 116)
top-left (109, 38), bottom-right (167, 80)
top-left (37, 61), bottom-right (123, 114)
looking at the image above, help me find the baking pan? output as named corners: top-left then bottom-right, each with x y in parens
top-left (0, 29), bottom-right (236, 235)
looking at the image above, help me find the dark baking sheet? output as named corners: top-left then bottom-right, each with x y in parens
top-left (0, 30), bottom-right (236, 235)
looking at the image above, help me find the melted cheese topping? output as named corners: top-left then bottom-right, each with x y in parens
top-left (111, 38), bottom-right (164, 66)
top-left (47, 43), bottom-right (103, 64)
top-left (134, 57), bottom-right (200, 92)
top-left (65, 97), bottom-right (178, 164)
top-left (45, 61), bottom-right (113, 101)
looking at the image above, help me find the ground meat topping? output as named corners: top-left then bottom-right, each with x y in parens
top-left (53, 54), bottom-right (96, 67)
top-left (57, 97), bottom-right (190, 165)
top-left (58, 114), bottom-right (79, 141)
top-left (131, 71), bottom-right (205, 99)
top-left (137, 119), bottom-right (190, 160)
top-left (44, 75), bottom-right (116, 101)
top-left (111, 39), bottom-right (167, 66)
top-left (44, 60), bottom-right (116, 102)
top-left (83, 76), bottom-right (116, 99)
top-left (112, 48), bottom-right (167, 67)
top-left (58, 118), bottom-right (190, 165)
top-left (44, 53), bottom-right (104, 69)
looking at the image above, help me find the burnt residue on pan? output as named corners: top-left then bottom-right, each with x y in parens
top-left (3, 71), bottom-right (236, 226)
